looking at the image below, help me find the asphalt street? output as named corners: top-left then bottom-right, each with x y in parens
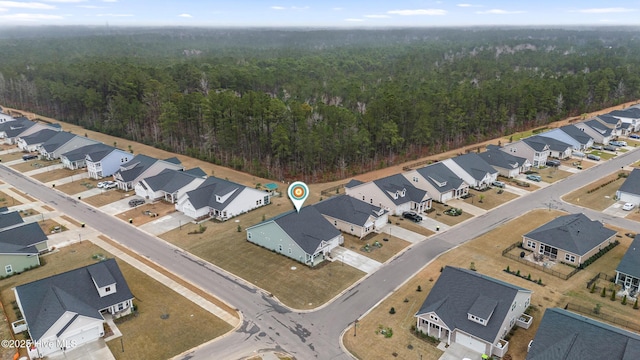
top-left (2, 147), bottom-right (640, 360)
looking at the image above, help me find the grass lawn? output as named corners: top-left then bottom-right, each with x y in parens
top-left (115, 202), bottom-right (178, 225)
top-left (17, 208), bottom-right (39, 218)
top-left (31, 167), bottom-right (85, 183)
top-left (0, 191), bottom-right (22, 207)
top-left (83, 190), bottom-right (133, 207)
top-left (504, 177), bottom-right (540, 191)
top-left (588, 150), bottom-right (616, 160)
top-left (423, 202), bottom-right (473, 226)
top-left (36, 219), bottom-right (66, 236)
top-left (535, 167), bottom-right (573, 183)
top-left (388, 215), bottom-right (435, 237)
top-left (0, 242), bottom-right (232, 360)
top-left (9, 160), bottom-right (56, 173)
top-left (342, 233), bottom-right (411, 263)
top-left (159, 197), bottom-right (365, 309)
top-left (562, 171), bottom-right (629, 211)
top-left (0, 151), bottom-right (26, 162)
top-left (462, 188), bottom-right (518, 210)
top-left (55, 178), bottom-right (102, 195)
top-left (344, 209), bottom-right (640, 360)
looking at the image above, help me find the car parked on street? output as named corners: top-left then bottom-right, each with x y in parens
top-left (586, 154), bottom-right (601, 161)
top-left (623, 203), bottom-right (636, 211)
top-left (402, 211), bottom-right (422, 223)
top-left (526, 174), bottom-right (541, 182)
top-left (609, 140), bottom-right (626, 147)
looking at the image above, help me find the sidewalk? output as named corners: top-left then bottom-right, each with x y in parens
top-left (330, 247), bottom-right (381, 274)
top-left (447, 199), bottom-right (487, 216)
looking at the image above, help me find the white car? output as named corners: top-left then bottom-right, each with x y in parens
top-left (96, 181), bottom-right (106, 188)
top-left (103, 181), bottom-right (117, 189)
top-left (622, 203), bottom-right (636, 211)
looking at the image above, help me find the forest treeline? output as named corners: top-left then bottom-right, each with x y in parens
top-left (1, 27), bottom-right (639, 181)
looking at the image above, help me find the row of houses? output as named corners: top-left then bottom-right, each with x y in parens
top-left (0, 208), bottom-right (49, 277)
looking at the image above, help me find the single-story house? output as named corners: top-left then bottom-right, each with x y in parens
top-left (313, 194), bottom-right (388, 239)
top-left (175, 176), bottom-right (270, 221)
top-left (415, 266), bottom-right (532, 357)
top-left (501, 137), bottom-right (550, 168)
top-left (538, 126), bottom-right (594, 152)
top-left (246, 206), bottom-right (343, 267)
top-left (403, 162), bottom-right (469, 203)
top-left (112, 154), bottom-right (183, 190)
top-left (441, 153), bottom-right (498, 189)
top-left (575, 119), bottom-right (614, 145)
top-left (615, 168), bottom-right (640, 206)
top-left (14, 259), bottom-right (134, 358)
top-left (529, 135), bottom-right (573, 160)
top-left (16, 128), bottom-right (60, 152)
top-left (526, 308), bottom-right (640, 360)
top-left (344, 174), bottom-right (432, 216)
top-left (38, 132), bottom-right (98, 160)
top-left (478, 148), bottom-right (531, 178)
top-left (0, 212), bottom-right (41, 276)
top-left (614, 237), bottom-right (640, 296)
top-left (135, 168), bottom-right (206, 203)
top-left (608, 107), bottom-right (640, 132)
top-left (522, 213), bottom-right (616, 265)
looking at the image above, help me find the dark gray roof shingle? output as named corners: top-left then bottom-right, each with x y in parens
top-left (478, 149), bottom-right (527, 170)
top-left (40, 131), bottom-right (77, 153)
top-left (583, 119), bottom-right (613, 136)
top-left (61, 143), bottom-right (116, 162)
top-left (559, 125), bottom-right (593, 145)
top-left (522, 137), bottom-right (550, 151)
top-left (18, 128), bottom-right (59, 145)
top-left (524, 214), bottom-right (616, 256)
top-left (609, 107), bottom-right (640, 119)
top-left (314, 194), bottom-right (385, 227)
top-left (416, 162), bottom-right (466, 192)
top-left (618, 168), bottom-right (640, 196)
top-left (271, 206), bottom-right (341, 254)
top-left (616, 237), bottom-right (640, 279)
top-left (531, 135), bottom-right (572, 152)
top-left (0, 211), bottom-right (23, 230)
top-left (142, 168), bottom-right (200, 193)
top-left (345, 179), bottom-right (363, 188)
top-left (117, 154), bottom-right (158, 182)
top-left (0, 118), bottom-right (35, 137)
top-left (373, 174), bottom-right (429, 205)
top-left (0, 222), bottom-right (48, 248)
top-left (451, 153), bottom-right (498, 180)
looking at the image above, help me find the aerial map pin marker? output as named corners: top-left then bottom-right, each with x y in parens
top-left (288, 181), bottom-right (309, 213)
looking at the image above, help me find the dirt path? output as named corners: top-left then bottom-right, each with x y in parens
top-left (3, 99), bottom-right (639, 196)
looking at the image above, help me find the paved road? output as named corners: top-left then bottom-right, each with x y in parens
top-left (2, 148), bottom-right (640, 360)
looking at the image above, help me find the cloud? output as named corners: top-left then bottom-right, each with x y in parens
top-left (0, 12), bottom-right (63, 20)
top-left (42, 0), bottom-right (85, 3)
top-left (387, 9), bottom-right (447, 16)
top-left (576, 8), bottom-right (636, 14)
top-left (0, 1), bottom-right (56, 9)
top-left (344, 18), bottom-right (364, 22)
top-left (271, 6), bottom-right (285, 10)
top-left (332, 7), bottom-right (343, 11)
top-left (457, 3), bottom-right (473, 7)
top-left (96, 13), bottom-right (132, 17)
top-left (477, 9), bottom-right (525, 14)
top-left (364, 14), bottom-right (390, 18)
top-left (178, 13), bottom-right (192, 18)
top-left (78, 5), bottom-right (103, 8)
top-left (291, 6), bottom-right (308, 10)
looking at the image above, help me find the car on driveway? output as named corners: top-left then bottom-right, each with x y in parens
top-left (402, 211), bottom-right (422, 222)
top-left (623, 203), bottom-right (636, 211)
top-left (492, 180), bottom-right (505, 188)
top-left (97, 181), bottom-right (106, 188)
top-left (526, 174), bottom-right (541, 182)
top-left (546, 159), bottom-right (561, 167)
top-left (591, 145), bottom-right (603, 150)
top-left (603, 145), bottom-right (617, 151)
top-left (586, 154), bottom-right (601, 161)
top-left (103, 181), bottom-right (117, 189)
top-left (630, 134), bottom-right (640, 139)
top-left (128, 198), bottom-right (145, 207)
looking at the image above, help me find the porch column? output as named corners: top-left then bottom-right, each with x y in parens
top-left (426, 321), bottom-right (431, 336)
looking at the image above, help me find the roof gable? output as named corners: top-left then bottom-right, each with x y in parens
top-left (183, 176), bottom-right (245, 210)
top-left (269, 206), bottom-right (341, 254)
top-left (373, 174), bottom-right (429, 205)
top-left (0, 222), bottom-right (47, 248)
top-left (40, 131), bottom-right (77, 153)
top-left (0, 211), bottom-right (24, 230)
top-left (478, 149), bottom-right (526, 170)
top-left (524, 214), bottom-right (616, 255)
top-left (616, 237), bottom-right (640, 279)
top-left (451, 153), bottom-right (498, 180)
top-left (416, 162), bottom-right (465, 191)
top-left (314, 195), bottom-right (384, 227)
top-left (618, 168), bottom-right (640, 196)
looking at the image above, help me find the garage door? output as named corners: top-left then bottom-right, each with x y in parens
top-left (456, 332), bottom-right (487, 354)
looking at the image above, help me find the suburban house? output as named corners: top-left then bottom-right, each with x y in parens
top-left (175, 176), bottom-right (270, 221)
top-left (86, 145), bottom-right (134, 179)
top-left (246, 206), bottom-right (343, 267)
top-left (0, 112), bottom-right (14, 123)
top-left (344, 174), bottom-right (432, 215)
top-left (501, 137), bottom-right (550, 168)
top-left (478, 147), bottom-right (531, 178)
top-left (526, 308), bottom-right (640, 360)
top-left (313, 194), bottom-right (388, 239)
top-left (403, 163), bottom-right (469, 203)
top-left (13, 259), bottom-right (134, 358)
top-left (441, 153), bottom-right (498, 190)
top-left (522, 213), bottom-right (616, 266)
top-left (112, 154), bottom-right (183, 190)
top-left (0, 221), bottom-right (49, 254)
top-left (615, 168), bottom-right (640, 206)
top-left (594, 114), bottom-right (623, 136)
top-left (614, 237), bottom-right (640, 297)
top-left (609, 107), bottom-right (640, 132)
top-left (575, 119), bottom-right (614, 145)
top-left (61, 143), bottom-right (114, 171)
top-left (415, 266), bottom-right (532, 357)
top-left (529, 135), bottom-right (573, 160)
top-left (135, 168), bottom-right (207, 203)
top-left (552, 125), bottom-right (594, 151)
top-left (16, 128), bottom-right (60, 152)
top-left (38, 132), bottom-right (98, 160)
top-left (0, 212), bottom-right (42, 276)
top-left (0, 118), bottom-right (37, 144)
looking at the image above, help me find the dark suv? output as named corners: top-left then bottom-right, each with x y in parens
top-left (402, 211), bottom-right (423, 223)
top-left (546, 159), bottom-right (561, 167)
top-left (128, 198), bottom-right (145, 207)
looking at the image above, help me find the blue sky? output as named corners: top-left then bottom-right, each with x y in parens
top-left (0, 1), bottom-right (638, 27)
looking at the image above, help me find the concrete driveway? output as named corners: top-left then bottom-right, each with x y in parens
top-left (139, 211), bottom-right (193, 235)
top-left (99, 196), bottom-right (140, 215)
top-left (603, 201), bottom-right (638, 218)
top-left (437, 342), bottom-right (484, 360)
top-left (331, 247), bottom-right (381, 273)
top-left (383, 224), bottom-right (428, 243)
top-left (48, 339), bottom-right (115, 360)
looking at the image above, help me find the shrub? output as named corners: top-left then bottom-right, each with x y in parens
top-left (416, 285), bottom-right (422, 292)
top-left (593, 303), bottom-right (601, 315)
top-left (389, 307), bottom-right (396, 314)
top-left (601, 287), bottom-right (607, 298)
top-left (622, 295), bottom-right (627, 305)
top-left (506, 265), bottom-right (510, 273)
top-left (634, 298), bottom-right (639, 310)
top-left (610, 289), bottom-right (616, 301)
top-left (590, 283), bottom-right (596, 293)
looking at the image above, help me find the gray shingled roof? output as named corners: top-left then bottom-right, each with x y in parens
top-left (18, 128), bottom-right (59, 145)
top-left (0, 118), bottom-right (35, 137)
top-left (527, 308), bottom-right (640, 360)
top-left (142, 168), bottom-right (200, 193)
top-left (40, 131), bottom-right (76, 153)
top-left (522, 137), bottom-right (550, 151)
top-left (616, 237), bottom-right (640, 279)
top-left (184, 176), bottom-right (244, 211)
top-left (373, 174), bottom-right (429, 205)
top-left (478, 149), bottom-right (527, 170)
top-left (416, 162), bottom-right (465, 192)
top-left (345, 179), bottom-right (363, 188)
top-left (184, 167), bottom-right (207, 177)
top-left (15, 259), bottom-right (133, 341)
top-left (618, 168), bottom-right (640, 196)
top-left (609, 107), bottom-right (640, 118)
top-left (61, 143), bottom-right (115, 162)
top-left (0, 222), bottom-right (47, 248)
top-left (164, 156), bottom-right (182, 164)
top-left (313, 194), bottom-right (385, 227)
top-left (0, 211), bottom-right (23, 230)
top-left (117, 154), bottom-right (158, 182)
top-left (416, 266), bottom-right (530, 344)
top-left (524, 214), bottom-right (616, 256)
top-left (531, 135), bottom-right (572, 152)
top-left (583, 119), bottom-right (613, 136)
top-left (451, 153), bottom-right (498, 180)
top-left (272, 206), bottom-right (341, 254)
top-left (559, 125), bottom-right (593, 145)
top-left (596, 114), bottom-right (621, 126)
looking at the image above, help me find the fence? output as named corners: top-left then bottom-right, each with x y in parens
top-left (502, 242), bottom-right (580, 280)
top-left (565, 303), bottom-right (640, 333)
top-left (586, 272), bottom-right (615, 290)
top-left (320, 184), bottom-right (345, 197)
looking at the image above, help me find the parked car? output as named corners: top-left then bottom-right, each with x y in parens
top-left (97, 181), bottom-right (106, 188)
top-left (609, 140), bottom-right (627, 147)
top-left (22, 154), bottom-right (37, 161)
top-left (586, 154), bottom-right (601, 161)
top-left (103, 181), bottom-right (117, 189)
top-left (492, 180), bottom-right (506, 188)
top-left (603, 145), bottom-right (617, 151)
top-left (622, 203), bottom-right (636, 211)
top-left (128, 198), bottom-right (145, 207)
top-left (546, 159), bottom-right (561, 167)
top-left (402, 211), bottom-right (422, 223)
top-left (526, 174), bottom-right (541, 182)
top-left (591, 145), bottom-right (603, 150)
top-left (630, 134), bottom-right (640, 139)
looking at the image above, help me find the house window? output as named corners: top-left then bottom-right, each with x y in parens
top-left (362, 196), bottom-right (365, 201)
top-left (511, 301), bottom-right (517, 311)
top-left (278, 245), bottom-right (283, 252)
top-left (118, 303), bottom-right (124, 311)
top-left (256, 199), bottom-right (261, 205)
top-left (334, 220), bottom-right (337, 226)
top-left (247, 232), bottom-right (252, 239)
top-left (526, 240), bottom-right (536, 249)
top-left (4, 265), bottom-right (12, 274)
top-left (370, 199), bottom-right (373, 204)
top-left (430, 315), bottom-right (438, 321)
top-left (350, 226), bottom-right (354, 232)
top-left (288, 248), bottom-right (292, 254)
top-left (412, 176), bottom-right (418, 182)
top-left (525, 298), bottom-right (530, 307)
top-left (509, 317), bottom-right (515, 328)
top-left (565, 254), bottom-right (576, 263)
top-left (105, 287), bottom-right (111, 292)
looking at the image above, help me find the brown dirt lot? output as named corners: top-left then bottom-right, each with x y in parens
top-left (0, 151), bottom-right (26, 163)
top-left (83, 190), bottom-right (133, 207)
top-left (562, 171), bottom-right (629, 211)
top-left (9, 160), bottom-right (53, 173)
top-left (115, 201), bottom-right (178, 225)
top-left (37, 219), bottom-right (65, 235)
top-left (342, 233), bottom-right (411, 263)
top-left (344, 209), bottom-right (640, 360)
top-left (0, 191), bottom-right (22, 207)
top-left (462, 188), bottom-right (518, 210)
top-left (54, 178), bottom-right (103, 195)
top-left (423, 203), bottom-right (473, 226)
top-left (31, 167), bottom-right (85, 183)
